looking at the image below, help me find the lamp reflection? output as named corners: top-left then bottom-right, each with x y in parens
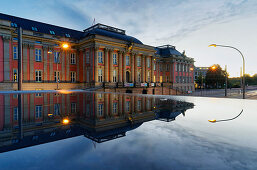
top-left (208, 109), bottom-right (243, 123)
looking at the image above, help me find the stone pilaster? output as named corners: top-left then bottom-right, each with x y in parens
top-left (62, 51), bottom-right (65, 81)
top-left (131, 53), bottom-right (135, 82)
top-left (83, 50), bottom-right (86, 82)
top-left (76, 50), bottom-right (80, 82)
top-left (3, 36), bottom-right (10, 81)
top-left (142, 55), bottom-right (145, 82)
top-left (118, 51), bottom-right (123, 82)
top-left (43, 46), bottom-right (48, 82)
top-left (66, 50), bottom-right (69, 82)
top-left (49, 47), bottom-right (54, 81)
top-left (104, 48), bottom-right (109, 82)
top-left (29, 44), bottom-right (34, 81)
top-left (22, 44), bottom-right (28, 81)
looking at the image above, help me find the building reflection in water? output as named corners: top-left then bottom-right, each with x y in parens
top-left (0, 92), bottom-right (194, 153)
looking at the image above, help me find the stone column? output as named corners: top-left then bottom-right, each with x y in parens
top-left (94, 47), bottom-right (98, 83)
top-left (118, 51), bottom-right (122, 82)
top-left (3, 36), bottom-right (10, 81)
top-left (142, 55), bottom-right (145, 82)
top-left (76, 50), bottom-right (80, 82)
top-left (29, 44), bottom-right (34, 81)
top-left (49, 47), bottom-right (54, 81)
top-left (43, 46), bottom-right (48, 82)
top-left (104, 48), bottom-right (109, 82)
top-left (131, 53), bottom-right (134, 83)
top-left (22, 44), bottom-right (28, 81)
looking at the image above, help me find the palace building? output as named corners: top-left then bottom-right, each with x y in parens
top-left (0, 13), bottom-right (194, 94)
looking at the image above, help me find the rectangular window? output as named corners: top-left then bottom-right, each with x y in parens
top-left (167, 76), bottom-right (169, 82)
top-left (166, 64), bottom-right (169, 71)
top-left (147, 58), bottom-right (150, 68)
top-left (113, 53), bottom-right (117, 65)
top-left (86, 51), bottom-right (90, 64)
top-left (13, 69), bottom-right (18, 82)
top-left (70, 71), bottom-right (76, 82)
top-left (137, 56), bottom-right (141, 67)
top-left (98, 51), bottom-right (103, 63)
top-left (126, 55), bottom-right (130, 66)
top-left (65, 33), bottom-right (70, 38)
top-left (98, 104), bottom-right (103, 116)
top-left (54, 104), bottom-right (60, 115)
top-left (49, 30), bottom-right (55, 35)
top-left (86, 70), bottom-right (90, 82)
top-left (71, 103), bottom-right (76, 113)
top-left (35, 70), bottom-right (42, 82)
top-left (35, 49), bottom-right (42, 62)
top-left (13, 107), bottom-right (18, 121)
top-left (13, 46), bottom-right (18, 59)
top-left (137, 100), bottom-right (142, 111)
top-left (32, 27), bottom-right (38, 31)
top-left (126, 101), bottom-right (130, 112)
top-left (147, 71), bottom-right (150, 82)
top-left (35, 105), bottom-right (42, 118)
top-left (153, 63), bottom-right (156, 70)
top-left (176, 76), bottom-right (178, 83)
top-left (70, 53), bottom-right (76, 64)
top-left (138, 71), bottom-right (141, 82)
top-left (98, 69), bottom-right (103, 82)
top-left (54, 71), bottom-right (60, 82)
top-left (54, 52), bottom-right (60, 63)
top-left (113, 102), bottom-right (118, 114)
top-left (113, 70), bottom-right (117, 82)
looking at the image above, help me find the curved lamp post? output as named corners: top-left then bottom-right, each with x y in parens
top-left (209, 44), bottom-right (246, 99)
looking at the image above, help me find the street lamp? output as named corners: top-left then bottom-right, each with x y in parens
top-left (209, 44), bottom-right (246, 99)
top-left (48, 43), bottom-right (70, 90)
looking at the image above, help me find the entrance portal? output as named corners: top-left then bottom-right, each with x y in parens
top-left (126, 71), bottom-right (130, 82)
top-left (142, 89), bottom-right (147, 94)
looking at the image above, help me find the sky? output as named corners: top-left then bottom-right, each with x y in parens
top-left (1, 0), bottom-right (257, 77)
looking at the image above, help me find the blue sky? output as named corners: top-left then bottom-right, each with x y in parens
top-left (1, 0), bottom-right (257, 77)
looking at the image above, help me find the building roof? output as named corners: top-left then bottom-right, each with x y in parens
top-left (0, 13), bottom-right (143, 44)
top-left (155, 45), bottom-right (182, 57)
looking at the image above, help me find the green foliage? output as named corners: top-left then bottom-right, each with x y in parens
top-left (205, 64), bottom-right (226, 88)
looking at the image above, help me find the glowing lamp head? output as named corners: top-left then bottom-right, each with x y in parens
top-left (208, 44), bottom-right (217, 47)
top-left (211, 66), bottom-right (216, 70)
top-left (208, 119), bottom-right (216, 123)
top-left (48, 50), bottom-right (53, 54)
top-left (62, 43), bottom-right (69, 49)
top-left (62, 118), bottom-right (70, 124)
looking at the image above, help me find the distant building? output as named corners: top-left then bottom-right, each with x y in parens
top-left (156, 45), bottom-right (195, 92)
top-left (194, 67), bottom-right (209, 88)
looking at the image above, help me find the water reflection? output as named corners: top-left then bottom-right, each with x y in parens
top-left (0, 92), bottom-right (194, 153)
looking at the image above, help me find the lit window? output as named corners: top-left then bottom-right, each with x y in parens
top-left (70, 53), bottom-right (76, 64)
top-left (13, 46), bottom-right (18, 59)
top-left (70, 71), bottom-right (76, 82)
top-left (65, 34), bottom-right (71, 38)
top-left (113, 102), bottom-right (118, 114)
top-left (86, 51), bottom-right (90, 63)
top-left (137, 56), bottom-right (141, 67)
top-left (35, 49), bottom-right (42, 61)
top-left (98, 51), bottom-right (103, 63)
top-left (50, 30), bottom-right (55, 35)
top-left (13, 69), bottom-right (18, 82)
top-left (32, 27), bottom-right (38, 31)
top-left (35, 70), bottom-right (42, 82)
top-left (113, 53), bottom-right (117, 65)
top-left (126, 55), bottom-right (130, 66)
top-left (71, 103), bottom-right (76, 113)
top-left (98, 104), bottom-right (103, 116)
top-left (35, 105), bottom-right (42, 118)
top-left (54, 52), bottom-right (60, 63)
top-left (98, 69), bottom-right (103, 82)
top-left (13, 107), bottom-right (18, 121)
top-left (113, 70), bottom-right (117, 82)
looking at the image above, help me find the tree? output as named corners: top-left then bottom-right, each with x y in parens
top-left (205, 64), bottom-right (226, 89)
top-left (195, 72), bottom-right (205, 89)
